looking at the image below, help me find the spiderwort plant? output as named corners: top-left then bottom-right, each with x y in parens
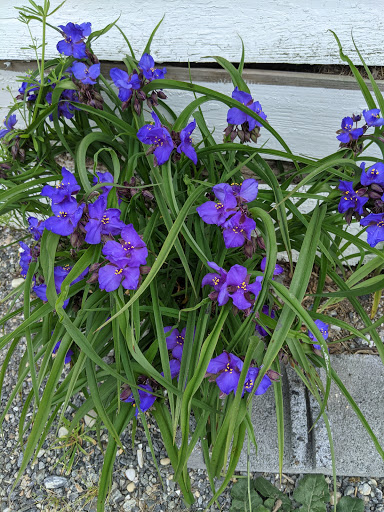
top-left (3, 6), bottom-right (384, 512)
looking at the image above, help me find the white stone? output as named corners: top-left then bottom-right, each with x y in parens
top-left (137, 449), bottom-right (144, 468)
top-left (330, 492), bottom-right (341, 505)
top-left (359, 483), bottom-right (372, 496)
top-left (37, 449), bottom-right (45, 458)
top-left (84, 410), bottom-right (97, 428)
top-left (11, 278), bottom-right (24, 288)
top-left (58, 427), bottom-right (69, 438)
top-left (127, 482), bottom-right (135, 493)
top-left (44, 476), bottom-right (68, 489)
top-left (160, 457), bottom-right (171, 466)
top-left (125, 468), bottom-right (136, 481)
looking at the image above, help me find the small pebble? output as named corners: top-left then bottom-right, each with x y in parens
top-left (137, 449), bottom-right (144, 468)
top-left (127, 482), bottom-right (135, 493)
top-left (58, 426), bottom-right (69, 438)
top-left (11, 278), bottom-right (24, 288)
top-left (359, 482), bottom-right (372, 495)
top-left (160, 458), bottom-right (171, 466)
top-left (125, 468), bottom-right (136, 481)
top-left (43, 476), bottom-right (68, 489)
top-left (84, 410), bottom-right (97, 428)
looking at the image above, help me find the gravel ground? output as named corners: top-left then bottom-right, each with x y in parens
top-left (1, 224), bottom-right (384, 511)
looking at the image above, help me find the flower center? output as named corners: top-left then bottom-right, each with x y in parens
top-left (123, 241), bottom-right (135, 251)
top-left (63, 264), bottom-right (71, 272)
top-left (378, 221), bottom-right (384, 227)
top-left (232, 226), bottom-right (244, 234)
top-left (101, 215), bottom-right (110, 225)
top-left (225, 363), bottom-right (233, 374)
top-left (370, 169), bottom-right (379, 175)
top-left (245, 380), bottom-right (253, 389)
top-left (115, 268), bottom-right (123, 275)
top-left (65, 36), bottom-right (72, 43)
top-left (212, 277), bottom-right (220, 286)
top-left (85, 68), bottom-right (89, 74)
top-left (58, 211), bottom-right (68, 218)
top-left (215, 202), bottom-right (224, 210)
top-left (237, 281), bottom-right (247, 291)
top-left (176, 335), bottom-right (184, 345)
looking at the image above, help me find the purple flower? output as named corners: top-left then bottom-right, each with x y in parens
top-left (255, 305), bottom-right (276, 337)
top-left (164, 326), bottom-right (186, 361)
top-left (222, 212), bottom-right (256, 248)
top-left (260, 256), bottom-right (284, 278)
top-left (121, 383), bottom-right (156, 417)
top-left (71, 62), bottom-right (100, 85)
top-left (102, 224), bottom-right (148, 268)
top-left (203, 263), bottom-right (263, 310)
top-left (363, 108), bottom-right (384, 127)
top-left (110, 68), bottom-right (141, 102)
top-left (56, 22), bottom-right (91, 59)
top-left (227, 87), bottom-right (267, 131)
top-left (308, 319), bottom-right (329, 351)
top-left (84, 196), bottom-right (125, 244)
top-left (138, 53), bottom-right (167, 81)
top-left (137, 112), bottom-right (174, 166)
top-left (360, 213), bottom-right (384, 247)
top-left (0, 114), bottom-right (17, 139)
top-left (98, 262), bottom-right (140, 292)
top-left (27, 217), bottom-right (45, 241)
top-left (176, 119), bottom-right (197, 164)
top-left (225, 265), bottom-right (263, 310)
top-left (33, 265), bottom-right (88, 308)
top-left (41, 167), bottom-right (80, 208)
top-left (53, 340), bottom-right (74, 364)
top-left (92, 171), bottom-right (114, 198)
top-left (19, 242), bottom-right (32, 278)
top-left (46, 85), bottom-right (79, 121)
top-left (161, 358), bottom-right (181, 379)
top-left (360, 161), bottom-right (384, 186)
top-left (213, 179), bottom-right (259, 204)
top-left (196, 192), bottom-right (237, 226)
top-left (338, 180), bottom-right (368, 215)
top-left (201, 261), bottom-right (229, 305)
top-left (241, 367), bottom-right (272, 397)
top-left (45, 202), bottom-right (85, 236)
top-left (18, 78), bottom-right (39, 101)
top-left (206, 351), bottom-right (243, 395)
top-left (336, 117), bottom-right (364, 143)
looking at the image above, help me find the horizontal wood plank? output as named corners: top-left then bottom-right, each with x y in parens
top-left (0, 0), bottom-right (383, 65)
top-left (0, 68), bottom-right (381, 160)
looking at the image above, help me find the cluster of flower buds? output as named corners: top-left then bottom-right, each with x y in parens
top-left (224, 87), bottom-right (267, 144)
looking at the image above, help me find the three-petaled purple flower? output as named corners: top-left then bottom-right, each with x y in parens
top-left (71, 62), bottom-right (100, 85)
top-left (41, 167), bottom-right (80, 208)
top-left (206, 351), bottom-right (243, 395)
top-left (336, 117), bottom-right (364, 143)
top-left (164, 326), bottom-right (186, 361)
top-left (338, 180), bottom-right (368, 215)
top-left (176, 119), bottom-right (198, 164)
top-left (137, 112), bottom-right (173, 166)
top-left (363, 109), bottom-right (384, 127)
top-left (255, 305), bottom-right (276, 337)
top-left (360, 213), bottom-right (384, 247)
top-left (93, 171), bottom-right (114, 199)
top-left (27, 217), bottom-right (45, 241)
top-left (308, 319), bottom-right (329, 351)
top-left (33, 265), bottom-right (88, 308)
top-left (196, 191), bottom-right (237, 226)
top-left (260, 256), bottom-right (284, 278)
top-left (222, 212), bottom-right (256, 248)
top-left (110, 68), bottom-right (141, 102)
top-left (18, 77), bottom-right (39, 101)
top-left (360, 162), bottom-right (384, 187)
top-left (241, 367), bottom-right (272, 397)
top-left (84, 196), bottom-right (126, 244)
top-left (202, 262), bottom-right (262, 310)
top-left (45, 202), bottom-right (85, 236)
top-left (98, 225), bottom-right (148, 292)
top-left (138, 53), bottom-right (167, 81)
top-left (121, 383), bottom-right (156, 417)
top-left (53, 340), bottom-right (74, 364)
top-left (19, 242), bottom-right (32, 278)
top-left (57, 22), bottom-right (91, 59)
top-left (227, 87), bottom-right (267, 131)
top-left (213, 179), bottom-right (258, 205)
top-left (0, 115), bottom-right (17, 139)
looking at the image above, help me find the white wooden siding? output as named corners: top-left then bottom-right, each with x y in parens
top-left (1, 0), bottom-right (384, 65)
top-left (0, 68), bottom-right (381, 160)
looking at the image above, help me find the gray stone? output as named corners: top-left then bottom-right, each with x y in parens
top-left (43, 476), bottom-right (68, 489)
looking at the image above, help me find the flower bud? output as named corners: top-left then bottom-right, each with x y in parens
top-left (256, 235), bottom-right (266, 250)
top-left (140, 265), bottom-right (151, 275)
top-left (142, 189), bottom-right (154, 201)
top-left (157, 90), bottom-right (167, 99)
top-left (230, 130), bottom-right (237, 142)
top-left (134, 98), bottom-right (141, 116)
top-left (137, 90), bottom-right (147, 101)
top-left (371, 183), bottom-right (384, 193)
top-left (237, 130), bottom-right (245, 142)
top-left (266, 369), bottom-right (281, 381)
